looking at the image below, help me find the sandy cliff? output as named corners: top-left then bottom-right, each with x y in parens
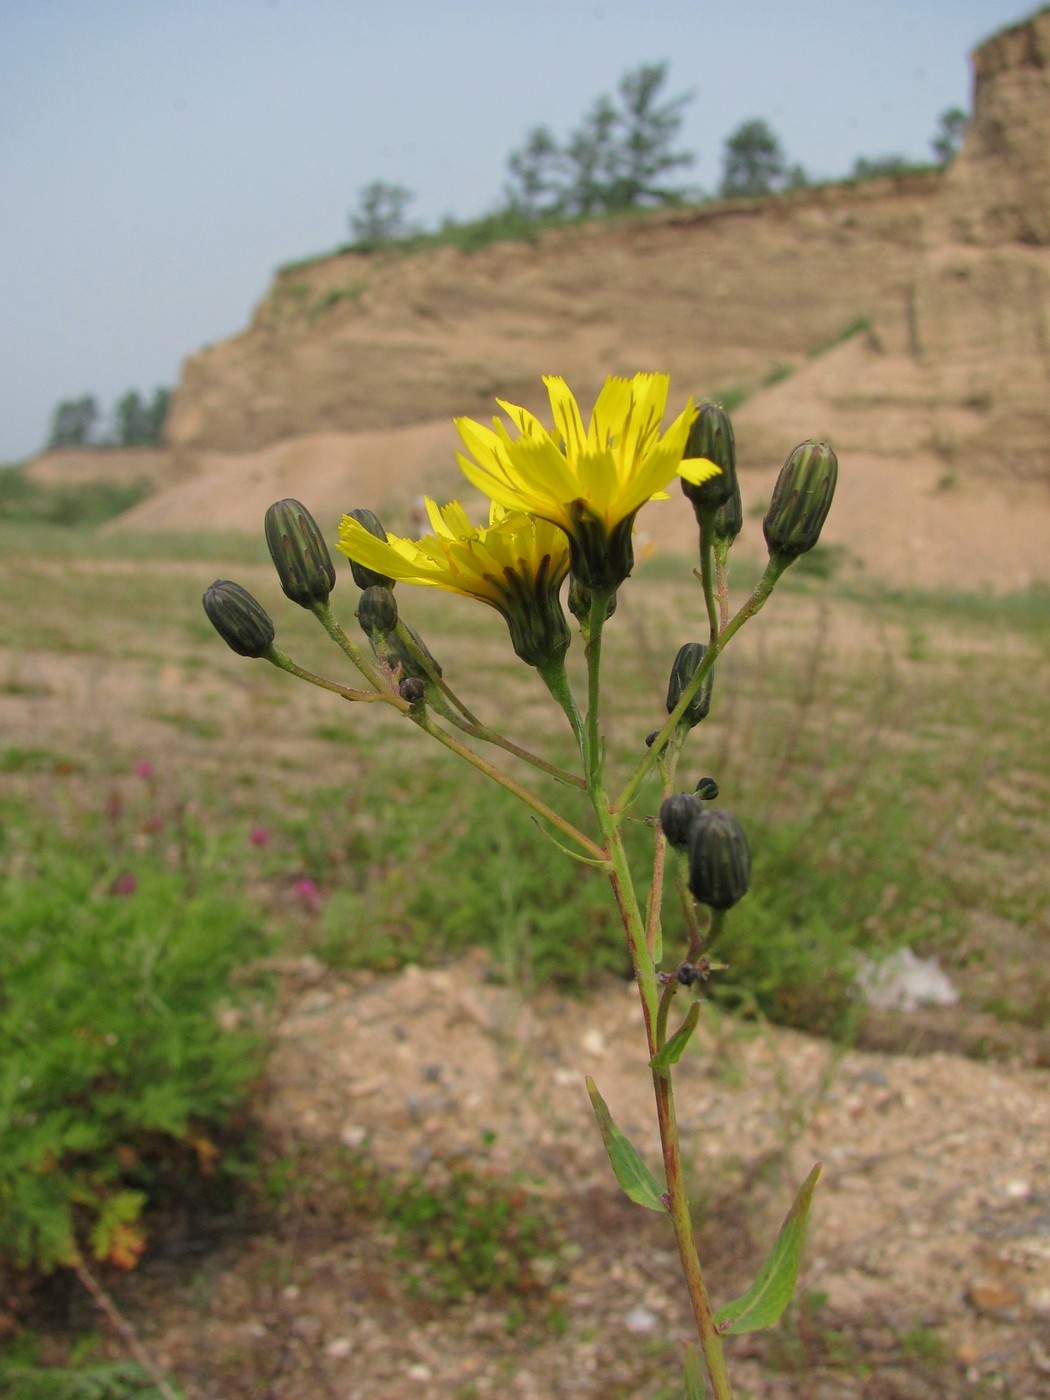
top-left (86, 8), bottom-right (1050, 591)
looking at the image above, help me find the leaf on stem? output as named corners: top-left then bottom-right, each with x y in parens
top-left (683, 1341), bottom-right (708, 1398)
top-left (650, 1000), bottom-right (701, 1078)
top-left (714, 1163), bottom-right (822, 1334)
top-left (529, 817), bottom-right (610, 867)
top-left (585, 1077), bottom-right (667, 1212)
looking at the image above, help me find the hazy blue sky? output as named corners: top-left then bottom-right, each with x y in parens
top-left (0, 0), bottom-right (1034, 462)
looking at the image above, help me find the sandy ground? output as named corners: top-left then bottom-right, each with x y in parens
top-left (128, 956), bottom-right (1050, 1400)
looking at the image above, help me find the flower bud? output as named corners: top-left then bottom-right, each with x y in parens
top-left (666, 642), bottom-right (714, 728)
top-left (763, 441), bottom-right (838, 561)
top-left (681, 401), bottom-right (737, 512)
top-left (713, 480), bottom-right (743, 550)
top-left (264, 499), bottom-right (336, 608)
top-left (567, 576), bottom-right (617, 624)
top-left (399, 676), bottom-right (426, 705)
top-left (658, 793), bottom-right (705, 851)
top-left (357, 585), bottom-right (399, 637)
top-left (381, 621), bottom-right (443, 680)
top-left (202, 580), bottom-right (276, 659)
top-left (687, 809), bottom-right (751, 911)
top-left (344, 508), bottom-right (395, 591)
top-left (694, 776), bottom-right (720, 801)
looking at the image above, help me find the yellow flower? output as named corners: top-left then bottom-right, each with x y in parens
top-left (455, 373), bottom-right (720, 589)
top-left (338, 498), bottom-right (572, 667)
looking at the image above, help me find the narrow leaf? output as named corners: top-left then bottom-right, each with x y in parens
top-left (585, 1076), bottom-right (667, 1212)
top-left (714, 1163), bottom-right (822, 1334)
top-left (683, 1342), bottom-right (707, 1398)
top-left (650, 1001), bottom-right (701, 1078)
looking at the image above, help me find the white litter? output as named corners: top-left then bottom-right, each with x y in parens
top-left (855, 947), bottom-right (959, 1012)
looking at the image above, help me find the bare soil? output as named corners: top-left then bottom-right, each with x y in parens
top-left (67, 956), bottom-right (1050, 1400)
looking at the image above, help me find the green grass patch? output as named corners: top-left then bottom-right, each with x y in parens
top-left (268, 1142), bottom-right (565, 1309)
top-left (0, 802), bottom-right (272, 1277)
top-left (0, 468), bottom-right (153, 528)
top-left (0, 747), bottom-right (80, 775)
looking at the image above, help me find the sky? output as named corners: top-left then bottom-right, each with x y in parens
top-left (0, 0), bottom-right (1036, 462)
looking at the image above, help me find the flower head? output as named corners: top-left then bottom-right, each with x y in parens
top-left (338, 499), bottom-right (571, 668)
top-left (455, 374), bottom-right (720, 590)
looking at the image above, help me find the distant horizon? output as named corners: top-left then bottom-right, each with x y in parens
top-left (0, 0), bottom-right (1034, 463)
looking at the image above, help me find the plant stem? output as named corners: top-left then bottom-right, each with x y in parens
top-left (266, 646), bottom-right (398, 705)
top-left (537, 655), bottom-right (587, 760)
top-left (415, 712), bottom-right (607, 863)
top-left (73, 1257), bottom-right (181, 1400)
top-left (652, 1072), bottom-right (734, 1399)
top-left (441, 706), bottom-right (587, 789)
top-left (311, 600), bottom-right (390, 690)
top-left (583, 592), bottom-right (612, 786)
top-left (697, 509), bottom-right (720, 649)
top-left (599, 816), bottom-right (734, 1400)
top-left (615, 556), bottom-right (790, 813)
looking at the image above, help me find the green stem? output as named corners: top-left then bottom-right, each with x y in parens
top-left (644, 729), bottom-right (686, 961)
top-left (391, 618), bottom-right (485, 727)
top-left (714, 539), bottom-right (732, 633)
top-left (598, 812), bottom-right (733, 1399)
top-left (615, 556), bottom-right (790, 813)
top-left (655, 977), bottom-right (678, 1050)
top-left (537, 655), bottom-right (586, 760)
top-left (266, 646), bottom-right (400, 706)
top-left (442, 707), bottom-right (586, 789)
top-left (697, 510), bottom-right (719, 650)
top-left (583, 593), bottom-right (612, 788)
top-left (415, 712), bottom-right (607, 864)
top-left (311, 601), bottom-right (390, 691)
top-left (653, 1072), bottom-right (734, 1400)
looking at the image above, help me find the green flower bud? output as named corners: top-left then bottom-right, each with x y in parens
top-left (380, 621), bottom-right (443, 681)
top-left (713, 480), bottom-right (743, 550)
top-left (666, 642), bottom-right (714, 728)
top-left (357, 585), bottom-right (399, 637)
top-left (202, 580), bottom-right (276, 659)
top-left (763, 441), bottom-right (838, 561)
top-left (681, 401), bottom-right (737, 512)
top-left (264, 498), bottom-right (336, 608)
top-left (658, 793), bottom-right (705, 851)
top-left (399, 677), bottom-right (426, 705)
top-left (567, 575), bottom-right (618, 625)
top-left (345, 508), bottom-right (395, 591)
top-left (687, 809), bottom-right (751, 911)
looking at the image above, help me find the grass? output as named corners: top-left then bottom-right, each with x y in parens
top-left (0, 468), bottom-right (154, 529)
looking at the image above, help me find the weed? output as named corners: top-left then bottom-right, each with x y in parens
top-left (707, 384), bottom-right (750, 414)
top-left (0, 1358), bottom-right (170, 1399)
top-left (0, 802), bottom-right (271, 1278)
top-left (807, 316), bottom-right (870, 359)
top-left (0, 469), bottom-right (153, 528)
top-left (0, 747), bottom-right (80, 775)
top-left (761, 362), bottom-right (794, 388)
top-left (307, 280), bottom-right (367, 320)
top-left (271, 1144), bottom-right (565, 1306)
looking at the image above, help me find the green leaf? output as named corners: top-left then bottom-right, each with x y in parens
top-left (650, 1001), bottom-right (701, 1077)
top-left (714, 1163), bottom-right (821, 1334)
top-left (585, 1077), bottom-right (667, 1212)
top-left (683, 1341), bottom-right (707, 1398)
